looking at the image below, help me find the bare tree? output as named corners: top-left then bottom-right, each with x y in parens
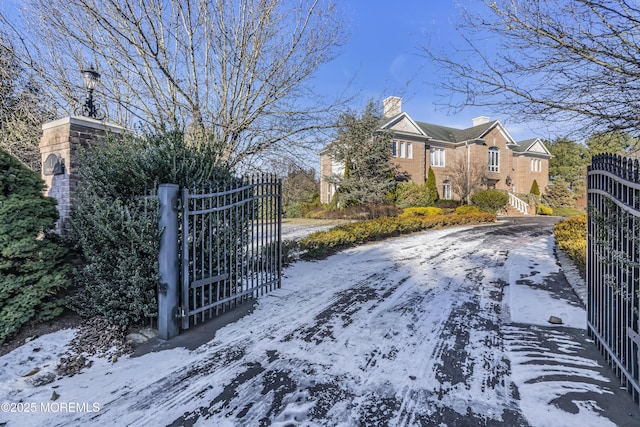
top-left (9, 0), bottom-right (347, 168)
top-left (423, 0), bottom-right (640, 137)
top-left (449, 156), bottom-right (487, 203)
top-left (0, 29), bottom-right (54, 170)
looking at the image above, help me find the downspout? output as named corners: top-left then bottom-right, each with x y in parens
top-left (424, 142), bottom-right (428, 182)
top-left (466, 141), bottom-right (470, 204)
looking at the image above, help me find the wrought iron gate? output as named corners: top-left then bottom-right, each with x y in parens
top-left (587, 154), bottom-right (640, 403)
top-left (157, 175), bottom-right (282, 339)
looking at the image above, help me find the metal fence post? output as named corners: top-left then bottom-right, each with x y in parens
top-left (158, 183), bottom-right (180, 340)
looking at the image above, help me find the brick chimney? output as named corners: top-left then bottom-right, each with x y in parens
top-left (383, 96), bottom-right (402, 118)
top-left (472, 116), bottom-right (490, 126)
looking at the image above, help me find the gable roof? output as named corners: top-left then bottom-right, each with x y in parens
top-left (512, 138), bottom-right (551, 157)
top-left (380, 112), bottom-right (427, 136)
top-left (405, 116), bottom-right (518, 146)
top-left (378, 107), bottom-right (527, 146)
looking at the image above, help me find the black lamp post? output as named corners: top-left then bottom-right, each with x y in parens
top-left (77, 65), bottom-right (105, 119)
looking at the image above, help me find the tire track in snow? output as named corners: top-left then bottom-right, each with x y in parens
top-left (14, 219), bottom-right (639, 427)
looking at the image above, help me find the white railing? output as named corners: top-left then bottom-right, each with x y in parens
top-left (508, 192), bottom-right (529, 215)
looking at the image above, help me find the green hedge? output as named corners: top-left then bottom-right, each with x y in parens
top-left (553, 215), bottom-right (587, 271)
top-left (71, 130), bottom-right (232, 326)
top-left (300, 213), bottom-right (495, 258)
top-left (394, 182), bottom-right (436, 208)
top-left (538, 204), bottom-right (553, 215)
top-left (471, 189), bottom-right (509, 213)
top-left (0, 149), bottom-right (71, 344)
top-left (400, 207), bottom-right (443, 217)
top-left (455, 205), bottom-right (481, 215)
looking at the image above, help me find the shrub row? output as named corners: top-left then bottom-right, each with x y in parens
top-left (400, 207), bottom-right (443, 217)
top-left (538, 204), bottom-right (553, 215)
top-left (553, 215), bottom-right (587, 271)
top-left (455, 205), bottom-right (481, 215)
top-left (299, 213), bottom-right (496, 259)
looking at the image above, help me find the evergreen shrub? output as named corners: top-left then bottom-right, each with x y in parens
top-left (300, 212), bottom-right (495, 258)
top-left (470, 190), bottom-right (509, 213)
top-left (436, 199), bottom-right (460, 209)
top-left (538, 204), bottom-right (553, 215)
top-left (312, 204), bottom-right (401, 220)
top-left (455, 205), bottom-right (481, 215)
top-left (425, 168), bottom-right (439, 201)
top-left (395, 182), bottom-right (436, 208)
top-left (0, 149), bottom-right (71, 344)
top-left (545, 177), bottom-right (575, 208)
top-left (71, 130), bottom-right (232, 326)
top-left (400, 207), bottom-right (443, 217)
top-left (553, 215), bottom-right (587, 271)
top-left (530, 180), bottom-right (540, 195)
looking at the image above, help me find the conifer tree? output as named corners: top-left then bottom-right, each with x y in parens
top-left (425, 168), bottom-right (439, 203)
top-left (529, 179), bottom-right (540, 196)
top-left (0, 149), bottom-right (70, 344)
top-left (327, 100), bottom-right (399, 207)
top-left (545, 177), bottom-right (575, 209)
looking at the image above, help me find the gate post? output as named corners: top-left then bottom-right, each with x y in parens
top-left (158, 184), bottom-right (180, 339)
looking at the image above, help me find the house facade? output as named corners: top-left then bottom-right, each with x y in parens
top-left (320, 97), bottom-right (550, 204)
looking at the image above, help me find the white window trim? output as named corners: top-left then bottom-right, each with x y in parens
top-left (488, 147), bottom-right (499, 172)
top-left (443, 180), bottom-right (451, 199)
top-left (530, 158), bottom-right (541, 172)
top-left (407, 143), bottom-right (412, 159)
top-left (430, 148), bottom-right (445, 167)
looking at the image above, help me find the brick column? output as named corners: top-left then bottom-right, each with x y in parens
top-left (40, 116), bottom-right (126, 234)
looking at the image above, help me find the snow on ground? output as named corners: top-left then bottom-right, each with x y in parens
top-left (0, 218), bottom-right (637, 426)
top-left (505, 236), bottom-right (585, 329)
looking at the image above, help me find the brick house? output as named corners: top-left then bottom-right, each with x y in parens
top-left (320, 96), bottom-right (550, 204)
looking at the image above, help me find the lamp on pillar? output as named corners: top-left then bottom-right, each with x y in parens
top-left (76, 65), bottom-right (105, 120)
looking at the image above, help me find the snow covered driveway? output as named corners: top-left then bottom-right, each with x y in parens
top-left (2, 217), bottom-right (639, 426)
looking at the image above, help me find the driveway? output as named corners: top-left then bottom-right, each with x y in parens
top-left (1, 217), bottom-right (639, 426)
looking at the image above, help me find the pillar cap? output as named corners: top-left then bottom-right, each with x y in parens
top-left (42, 116), bottom-right (126, 133)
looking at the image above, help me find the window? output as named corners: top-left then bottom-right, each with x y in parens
top-left (488, 147), bottom-right (499, 172)
top-left (430, 148), bottom-right (445, 167)
top-left (392, 141), bottom-right (413, 159)
top-left (531, 159), bottom-right (541, 172)
top-left (443, 180), bottom-right (451, 200)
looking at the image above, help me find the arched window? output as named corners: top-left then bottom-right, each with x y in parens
top-left (488, 147), bottom-right (499, 172)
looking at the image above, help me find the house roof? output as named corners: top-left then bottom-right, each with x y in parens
top-left (381, 112), bottom-right (521, 145)
top-left (322, 109), bottom-right (549, 157)
top-left (414, 119), bottom-right (514, 145)
top-left (512, 138), bottom-right (551, 157)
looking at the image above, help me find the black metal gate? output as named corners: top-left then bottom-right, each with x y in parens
top-left (587, 154), bottom-right (640, 403)
top-left (157, 175), bottom-right (281, 338)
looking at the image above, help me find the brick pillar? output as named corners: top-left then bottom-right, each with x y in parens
top-left (40, 116), bottom-right (125, 234)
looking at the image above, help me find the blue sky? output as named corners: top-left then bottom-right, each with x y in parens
top-left (0, 0), bottom-right (548, 142)
top-left (318, 1), bottom-right (548, 142)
